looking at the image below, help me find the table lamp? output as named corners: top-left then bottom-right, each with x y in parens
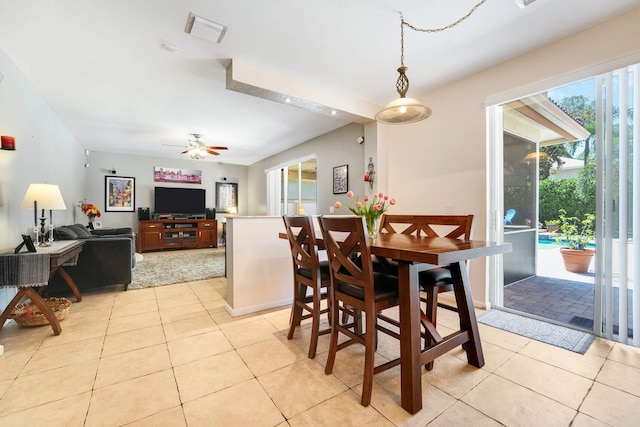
top-left (20, 183), bottom-right (67, 246)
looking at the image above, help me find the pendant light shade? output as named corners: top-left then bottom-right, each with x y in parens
top-left (376, 96), bottom-right (431, 124)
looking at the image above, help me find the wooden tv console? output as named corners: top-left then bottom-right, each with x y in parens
top-left (138, 219), bottom-right (218, 253)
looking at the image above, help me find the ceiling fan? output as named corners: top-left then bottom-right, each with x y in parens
top-left (163, 134), bottom-right (228, 159)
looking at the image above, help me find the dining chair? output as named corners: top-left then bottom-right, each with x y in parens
top-left (319, 215), bottom-right (400, 407)
top-left (282, 215), bottom-right (332, 359)
top-left (378, 214), bottom-right (474, 369)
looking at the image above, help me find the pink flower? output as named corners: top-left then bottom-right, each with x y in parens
top-left (390, 198), bottom-right (396, 205)
top-left (378, 192), bottom-right (384, 198)
top-left (375, 204), bottom-right (382, 211)
top-left (384, 195), bottom-right (389, 201)
top-left (356, 202), bottom-right (363, 208)
top-left (346, 191), bottom-right (354, 198)
top-left (363, 195), bottom-right (369, 202)
top-left (335, 201), bottom-right (342, 208)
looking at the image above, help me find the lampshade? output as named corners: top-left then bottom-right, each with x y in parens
top-left (228, 206), bottom-right (238, 215)
top-left (375, 97), bottom-right (432, 124)
top-left (521, 151), bottom-right (549, 163)
top-left (21, 183), bottom-right (67, 210)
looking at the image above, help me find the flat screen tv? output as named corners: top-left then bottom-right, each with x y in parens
top-left (154, 187), bottom-right (205, 215)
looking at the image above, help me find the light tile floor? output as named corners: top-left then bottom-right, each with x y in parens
top-left (1, 278), bottom-right (639, 426)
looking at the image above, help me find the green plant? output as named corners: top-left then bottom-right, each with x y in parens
top-left (545, 219), bottom-right (560, 226)
top-left (556, 209), bottom-right (595, 250)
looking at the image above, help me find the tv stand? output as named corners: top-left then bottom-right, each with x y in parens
top-left (138, 219), bottom-right (217, 253)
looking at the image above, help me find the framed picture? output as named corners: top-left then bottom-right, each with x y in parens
top-left (94, 220), bottom-right (103, 229)
top-left (105, 176), bottom-right (135, 212)
top-left (333, 164), bottom-right (348, 194)
top-left (216, 182), bottom-right (238, 213)
top-left (153, 166), bottom-right (202, 184)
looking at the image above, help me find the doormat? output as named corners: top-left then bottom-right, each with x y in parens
top-left (478, 310), bottom-right (595, 354)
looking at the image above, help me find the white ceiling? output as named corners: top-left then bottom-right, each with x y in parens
top-left (1, 0), bottom-right (639, 165)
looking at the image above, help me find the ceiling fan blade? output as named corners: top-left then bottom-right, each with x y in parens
top-left (162, 144), bottom-right (188, 147)
top-left (180, 149), bottom-right (190, 154)
top-left (205, 148), bottom-right (221, 155)
top-left (206, 146), bottom-right (228, 150)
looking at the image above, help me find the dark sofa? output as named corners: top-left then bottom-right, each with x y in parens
top-left (46, 224), bottom-right (135, 295)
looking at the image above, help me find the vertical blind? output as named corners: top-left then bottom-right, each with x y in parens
top-left (595, 64), bottom-right (639, 346)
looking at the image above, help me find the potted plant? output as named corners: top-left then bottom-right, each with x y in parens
top-left (556, 209), bottom-right (595, 273)
top-left (545, 219), bottom-right (560, 234)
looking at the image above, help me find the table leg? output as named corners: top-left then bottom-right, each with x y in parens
top-left (450, 261), bottom-right (484, 368)
top-left (397, 261), bottom-right (422, 414)
top-left (56, 267), bottom-right (82, 302)
top-left (0, 287), bottom-right (62, 335)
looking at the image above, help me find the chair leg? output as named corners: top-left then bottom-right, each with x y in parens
top-left (308, 286), bottom-right (322, 359)
top-left (360, 308), bottom-right (376, 406)
top-left (287, 282), bottom-right (306, 340)
top-left (424, 287), bottom-right (439, 370)
top-left (324, 296), bottom-right (340, 375)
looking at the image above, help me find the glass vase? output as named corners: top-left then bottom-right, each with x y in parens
top-left (365, 216), bottom-right (378, 241)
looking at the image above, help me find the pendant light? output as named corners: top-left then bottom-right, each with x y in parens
top-left (376, 1), bottom-right (488, 125)
top-left (376, 17), bottom-right (431, 125)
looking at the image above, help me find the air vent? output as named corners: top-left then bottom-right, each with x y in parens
top-left (185, 13), bottom-right (226, 44)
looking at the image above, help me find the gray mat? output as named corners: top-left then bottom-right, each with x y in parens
top-left (478, 310), bottom-right (595, 354)
top-left (129, 248), bottom-right (225, 290)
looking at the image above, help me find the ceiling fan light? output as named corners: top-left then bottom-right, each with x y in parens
top-left (375, 97), bottom-right (432, 124)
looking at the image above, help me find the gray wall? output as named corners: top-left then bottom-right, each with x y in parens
top-left (0, 48), bottom-right (86, 305)
top-left (247, 123), bottom-right (365, 215)
top-left (83, 151), bottom-right (248, 235)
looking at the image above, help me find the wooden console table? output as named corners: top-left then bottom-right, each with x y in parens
top-left (138, 219), bottom-right (218, 253)
top-left (0, 240), bottom-right (84, 335)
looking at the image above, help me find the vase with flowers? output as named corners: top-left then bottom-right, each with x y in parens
top-left (81, 202), bottom-right (101, 229)
top-left (334, 191), bottom-right (396, 239)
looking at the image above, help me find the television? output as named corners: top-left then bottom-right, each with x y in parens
top-left (154, 187), bottom-right (206, 215)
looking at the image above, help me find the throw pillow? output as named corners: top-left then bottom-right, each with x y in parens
top-left (54, 226), bottom-right (79, 240)
top-left (69, 224), bottom-right (94, 239)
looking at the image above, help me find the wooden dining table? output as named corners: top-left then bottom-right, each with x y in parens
top-left (281, 228), bottom-right (511, 414)
top-left (370, 232), bottom-right (511, 413)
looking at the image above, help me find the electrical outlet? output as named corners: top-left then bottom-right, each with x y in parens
top-left (445, 205), bottom-right (454, 214)
top-left (329, 206), bottom-right (335, 213)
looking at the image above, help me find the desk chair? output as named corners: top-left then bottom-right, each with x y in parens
top-left (319, 215), bottom-right (400, 406)
top-left (378, 214), bottom-right (474, 369)
top-left (282, 216), bottom-right (331, 359)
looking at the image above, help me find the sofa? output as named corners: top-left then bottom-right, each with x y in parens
top-left (45, 224), bottom-right (135, 295)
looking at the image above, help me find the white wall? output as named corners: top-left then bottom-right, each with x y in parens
top-left (379, 7), bottom-right (640, 306)
top-left (0, 48), bottom-right (86, 305)
top-left (247, 123), bottom-right (365, 215)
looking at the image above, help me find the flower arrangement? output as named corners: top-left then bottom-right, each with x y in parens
top-left (81, 202), bottom-right (101, 219)
top-left (334, 191), bottom-right (396, 237)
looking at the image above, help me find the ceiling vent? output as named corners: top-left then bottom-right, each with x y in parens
top-left (514, 0), bottom-right (536, 8)
top-left (186, 13), bottom-right (226, 44)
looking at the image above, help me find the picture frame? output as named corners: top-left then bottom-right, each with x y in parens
top-left (333, 164), bottom-right (348, 194)
top-left (93, 220), bottom-right (103, 229)
top-left (105, 176), bottom-right (135, 212)
top-left (153, 166), bottom-right (202, 184)
top-left (14, 234), bottom-right (37, 253)
top-left (216, 182), bottom-right (238, 213)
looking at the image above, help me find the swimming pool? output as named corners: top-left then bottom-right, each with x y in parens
top-left (537, 236), bottom-right (595, 249)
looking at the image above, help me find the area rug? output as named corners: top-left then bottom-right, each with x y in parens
top-left (128, 248), bottom-right (225, 290)
top-left (478, 310), bottom-right (595, 354)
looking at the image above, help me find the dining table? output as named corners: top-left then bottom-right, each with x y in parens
top-left (280, 228), bottom-right (512, 414)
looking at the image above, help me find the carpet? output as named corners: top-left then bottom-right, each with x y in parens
top-left (128, 248), bottom-right (225, 290)
top-left (478, 310), bottom-right (595, 354)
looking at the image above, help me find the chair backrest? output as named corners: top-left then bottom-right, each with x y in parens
top-left (282, 216), bottom-right (321, 282)
top-left (379, 214), bottom-right (474, 240)
top-left (319, 216), bottom-right (374, 294)
top-left (504, 209), bottom-right (516, 225)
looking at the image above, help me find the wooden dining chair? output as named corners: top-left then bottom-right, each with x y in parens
top-left (319, 215), bottom-right (400, 407)
top-left (378, 214), bottom-right (474, 369)
top-left (282, 215), bottom-right (332, 359)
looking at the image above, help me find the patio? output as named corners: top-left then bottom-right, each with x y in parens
top-left (503, 246), bottom-right (634, 338)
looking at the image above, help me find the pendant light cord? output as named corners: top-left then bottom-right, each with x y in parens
top-left (399, 0), bottom-right (487, 65)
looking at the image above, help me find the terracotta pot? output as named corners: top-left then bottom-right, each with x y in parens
top-left (559, 248), bottom-right (595, 274)
top-left (546, 224), bottom-right (560, 234)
